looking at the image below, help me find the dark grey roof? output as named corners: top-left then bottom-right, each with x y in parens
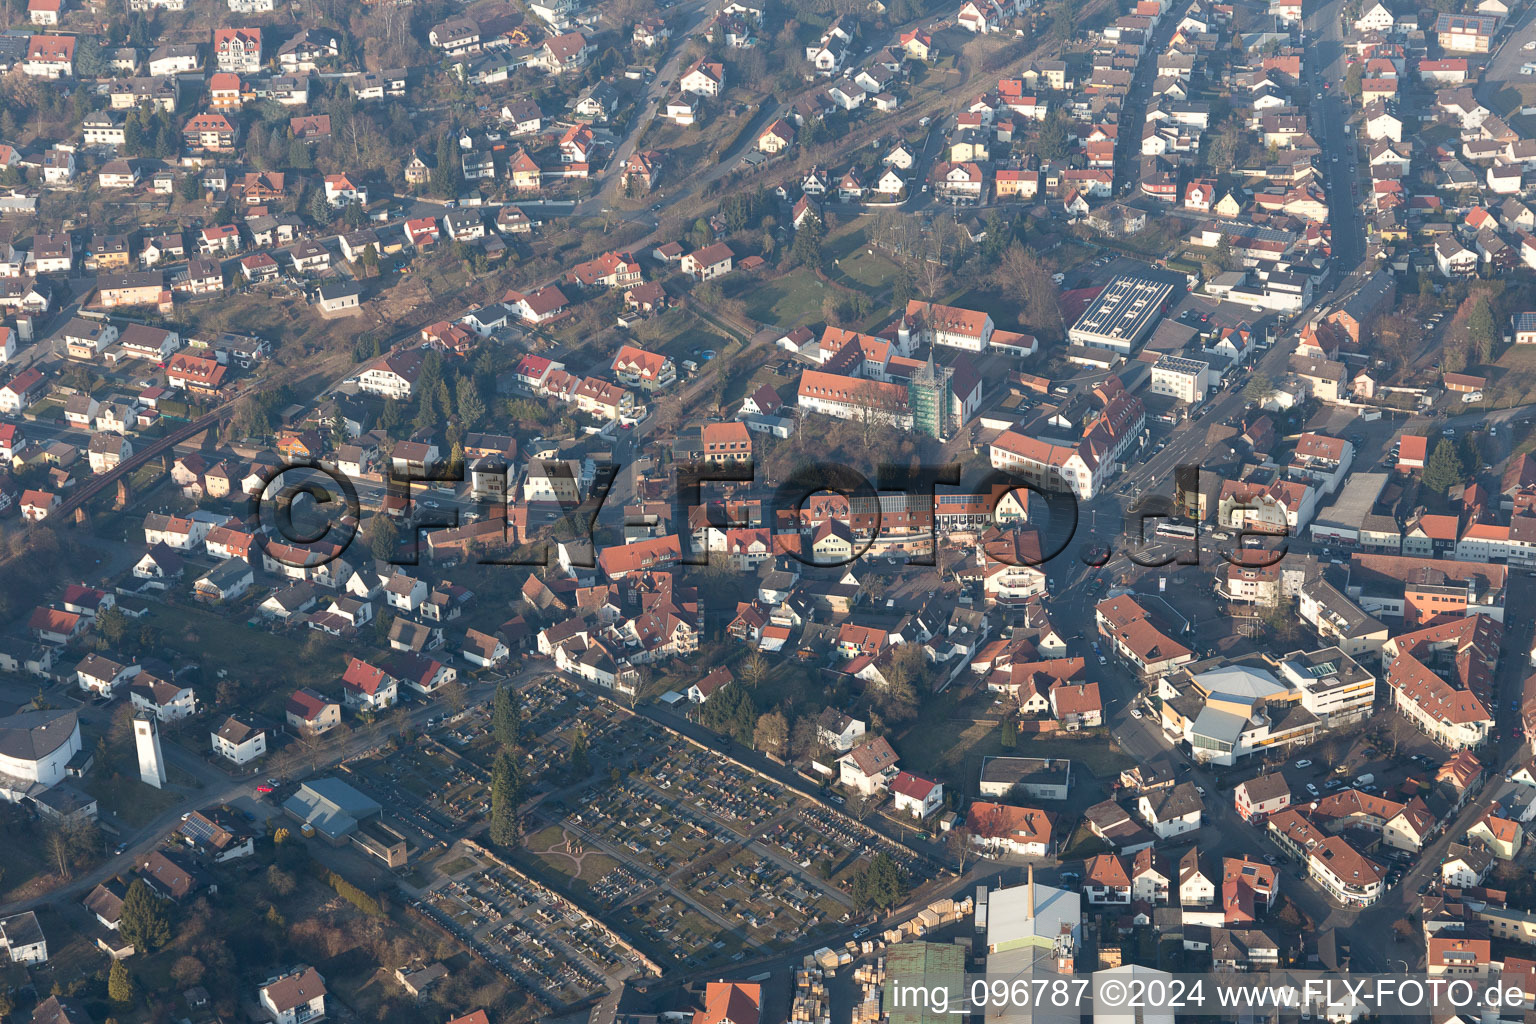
top-left (0, 910), bottom-right (43, 948)
top-left (980, 755), bottom-right (1071, 788)
top-left (316, 279), bottom-right (360, 300)
top-left (34, 782), bottom-right (96, 817)
top-left (1144, 781), bottom-right (1204, 821)
top-left (0, 709), bottom-right (77, 762)
top-left (214, 713), bottom-right (262, 744)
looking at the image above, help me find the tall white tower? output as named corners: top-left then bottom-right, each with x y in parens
top-left (133, 711), bottom-right (166, 789)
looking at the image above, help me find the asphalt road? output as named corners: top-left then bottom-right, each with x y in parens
top-left (583, 0), bottom-right (718, 214)
top-left (1305, 2), bottom-right (1366, 271)
top-left (1112, 1), bottom-right (1183, 198)
top-left (0, 670), bottom-right (546, 918)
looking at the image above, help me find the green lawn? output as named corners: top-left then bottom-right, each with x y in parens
top-left (0, 820), bottom-right (56, 903)
top-left (27, 398), bottom-right (64, 421)
top-left (822, 223), bottom-right (901, 304)
top-left (834, 246), bottom-right (901, 294)
top-left (1489, 344), bottom-right (1536, 409)
top-left (736, 268), bottom-right (830, 327)
top-left (642, 120), bottom-right (714, 175)
top-left (436, 855), bottom-right (479, 877)
top-left (1012, 734), bottom-right (1133, 778)
top-left (83, 767), bottom-right (189, 826)
top-left (520, 825), bottom-right (623, 885)
top-left (897, 691), bottom-right (1133, 788)
top-left (631, 306), bottom-right (732, 364)
top-left (1488, 82), bottom-right (1536, 118)
top-left (1059, 820), bottom-right (1111, 860)
top-left (822, 223), bottom-right (871, 262)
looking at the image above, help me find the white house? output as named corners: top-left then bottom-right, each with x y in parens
top-left (889, 771), bottom-right (943, 818)
top-left (1308, 837), bottom-right (1383, 908)
top-left (686, 667), bottom-right (732, 704)
top-left (1178, 850), bottom-right (1215, 905)
top-left (0, 912), bottom-right (47, 965)
top-left (341, 658), bottom-right (398, 709)
top-left (1354, 1), bottom-right (1396, 32)
top-left (1435, 237), bottom-right (1478, 278)
top-left (1138, 783), bottom-right (1203, 839)
top-left (679, 59), bottom-right (724, 97)
top-left (259, 966), bottom-right (327, 1024)
top-left (837, 736), bottom-right (899, 796)
top-left (816, 710), bottom-right (866, 752)
top-left (383, 573), bottom-right (428, 612)
top-left (74, 653), bottom-right (141, 696)
top-left (211, 714), bottom-right (266, 765)
top-left (461, 628), bottom-right (509, 669)
top-left (357, 348), bottom-right (424, 400)
top-left (129, 674), bottom-right (196, 721)
top-left (964, 802), bottom-right (1054, 857)
top-left (1441, 843), bottom-right (1493, 888)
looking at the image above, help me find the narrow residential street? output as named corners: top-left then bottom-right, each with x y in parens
top-left (0, 670), bottom-right (544, 916)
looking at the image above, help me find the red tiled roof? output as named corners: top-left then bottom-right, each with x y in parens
top-left (285, 688), bottom-right (333, 721)
top-left (889, 770), bottom-right (938, 801)
top-left (342, 658), bottom-right (388, 695)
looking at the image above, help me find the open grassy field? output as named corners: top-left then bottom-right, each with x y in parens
top-left (835, 246), bottom-right (902, 294)
top-left (641, 121), bottom-right (715, 176)
top-left (436, 855), bottom-right (479, 878)
top-left (1488, 82), bottom-right (1536, 119)
top-left (84, 763), bottom-right (198, 826)
top-left (0, 816), bottom-right (60, 904)
top-left (1489, 344), bottom-right (1536, 409)
top-left (735, 267), bottom-right (831, 327)
top-left (897, 689), bottom-right (1133, 786)
top-left (630, 306), bottom-right (733, 364)
top-left (823, 222), bottom-right (903, 307)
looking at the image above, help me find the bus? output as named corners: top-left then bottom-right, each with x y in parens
top-left (1153, 522), bottom-right (1197, 543)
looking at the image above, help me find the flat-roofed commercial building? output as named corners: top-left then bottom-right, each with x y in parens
top-left (1068, 275), bottom-right (1176, 354)
top-left (1276, 646), bottom-right (1377, 726)
top-left (354, 818), bottom-right (410, 867)
top-left (1309, 472), bottom-right (1389, 546)
top-left (1150, 354), bottom-right (1211, 403)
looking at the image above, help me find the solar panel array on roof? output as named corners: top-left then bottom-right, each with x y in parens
top-left (1068, 274), bottom-right (1177, 353)
top-left (181, 814), bottom-right (218, 845)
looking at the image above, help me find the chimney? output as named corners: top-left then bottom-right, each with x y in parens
top-left (1028, 864), bottom-right (1036, 918)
